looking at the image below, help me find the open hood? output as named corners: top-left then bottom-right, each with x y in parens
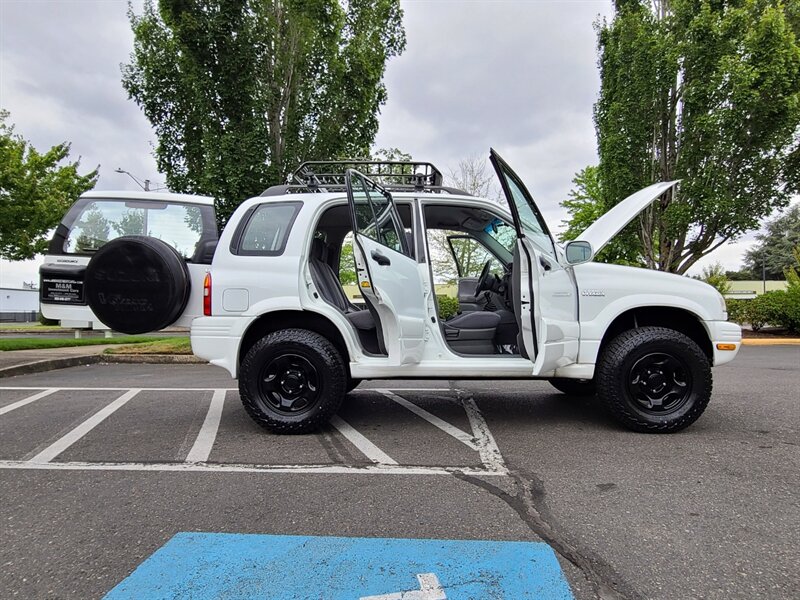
top-left (575, 181), bottom-right (679, 254)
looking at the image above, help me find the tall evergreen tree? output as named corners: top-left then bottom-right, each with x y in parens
top-left (564, 0), bottom-right (800, 273)
top-left (123, 0), bottom-right (405, 226)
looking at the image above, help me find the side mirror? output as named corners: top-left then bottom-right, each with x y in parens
top-left (565, 240), bottom-right (594, 265)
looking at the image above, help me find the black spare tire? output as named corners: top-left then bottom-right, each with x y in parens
top-left (85, 236), bottom-right (190, 334)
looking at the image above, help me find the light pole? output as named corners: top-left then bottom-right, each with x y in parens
top-left (114, 168), bottom-right (151, 191)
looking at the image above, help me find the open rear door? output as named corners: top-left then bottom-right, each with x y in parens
top-left (489, 150), bottom-right (579, 375)
top-left (345, 170), bottom-right (426, 364)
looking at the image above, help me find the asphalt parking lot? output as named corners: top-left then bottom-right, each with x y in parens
top-left (0, 345), bottom-right (797, 599)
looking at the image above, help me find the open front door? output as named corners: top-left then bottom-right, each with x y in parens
top-left (345, 170), bottom-right (426, 364)
top-left (489, 150), bottom-right (579, 375)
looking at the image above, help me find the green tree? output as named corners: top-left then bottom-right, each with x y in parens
top-left (564, 0), bottom-right (800, 273)
top-left (743, 204), bottom-right (800, 279)
top-left (699, 262), bottom-right (731, 295)
top-left (338, 235), bottom-right (357, 285)
top-left (112, 209), bottom-right (146, 237)
top-left (559, 165), bottom-right (642, 265)
top-left (74, 207), bottom-right (111, 253)
top-left (123, 0), bottom-right (406, 227)
top-left (0, 111), bottom-right (97, 260)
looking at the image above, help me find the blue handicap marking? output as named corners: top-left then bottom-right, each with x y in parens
top-left (105, 533), bottom-right (575, 599)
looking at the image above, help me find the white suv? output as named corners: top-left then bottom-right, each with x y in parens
top-left (47, 151), bottom-right (742, 434)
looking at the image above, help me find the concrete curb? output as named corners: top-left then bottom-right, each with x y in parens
top-left (0, 354), bottom-right (206, 379)
top-left (102, 354), bottom-right (206, 364)
top-left (0, 355), bottom-right (104, 379)
top-left (741, 338), bottom-right (800, 346)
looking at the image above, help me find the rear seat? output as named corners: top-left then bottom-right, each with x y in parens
top-left (309, 238), bottom-right (375, 332)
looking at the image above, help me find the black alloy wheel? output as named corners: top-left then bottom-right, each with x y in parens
top-left (626, 352), bottom-right (692, 414)
top-left (258, 353), bottom-right (321, 415)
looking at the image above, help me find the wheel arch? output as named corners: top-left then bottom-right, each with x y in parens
top-left (239, 310), bottom-right (353, 374)
top-left (597, 306), bottom-right (713, 363)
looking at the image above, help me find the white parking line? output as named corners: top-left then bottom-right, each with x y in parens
top-left (186, 390), bottom-right (225, 462)
top-left (28, 389), bottom-right (141, 464)
top-left (185, 389), bottom-right (227, 463)
top-left (0, 387), bottom-right (238, 392)
top-left (376, 389), bottom-right (479, 451)
top-left (459, 391), bottom-right (508, 474)
top-left (0, 459), bottom-right (507, 476)
top-left (330, 415), bottom-right (398, 465)
top-left (0, 388), bottom-right (59, 416)
top-left (0, 386), bottom-right (509, 476)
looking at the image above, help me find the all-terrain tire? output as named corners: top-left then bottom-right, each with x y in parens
top-left (346, 378), bottom-right (362, 393)
top-left (85, 236), bottom-right (190, 334)
top-left (596, 327), bottom-right (712, 433)
top-left (549, 378), bottom-right (596, 396)
top-left (239, 328), bottom-right (346, 434)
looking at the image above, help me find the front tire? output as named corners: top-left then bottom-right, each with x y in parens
top-left (596, 327), bottom-right (712, 433)
top-left (239, 329), bottom-right (346, 434)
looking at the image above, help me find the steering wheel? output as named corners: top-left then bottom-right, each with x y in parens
top-left (474, 260), bottom-right (493, 297)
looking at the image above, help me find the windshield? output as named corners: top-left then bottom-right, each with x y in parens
top-left (484, 218), bottom-right (517, 253)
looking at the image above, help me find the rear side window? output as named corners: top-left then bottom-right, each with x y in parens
top-left (232, 202), bottom-right (302, 256)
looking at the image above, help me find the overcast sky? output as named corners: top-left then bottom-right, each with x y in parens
top-left (0, 0), bottom-right (770, 287)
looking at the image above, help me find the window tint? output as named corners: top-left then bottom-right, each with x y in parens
top-left (64, 200), bottom-right (209, 258)
top-left (504, 176), bottom-right (555, 256)
top-left (236, 202), bottom-right (301, 255)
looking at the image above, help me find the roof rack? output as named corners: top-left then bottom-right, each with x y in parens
top-left (260, 159), bottom-right (472, 197)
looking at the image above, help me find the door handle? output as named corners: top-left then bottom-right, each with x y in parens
top-left (539, 257), bottom-right (552, 271)
top-left (371, 250), bottom-right (391, 266)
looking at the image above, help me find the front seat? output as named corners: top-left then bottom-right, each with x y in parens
top-left (442, 311), bottom-right (501, 355)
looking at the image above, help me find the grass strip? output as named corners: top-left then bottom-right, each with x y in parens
top-left (104, 337), bottom-right (192, 355)
top-left (0, 336), bottom-right (172, 352)
top-left (0, 324), bottom-right (66, 332)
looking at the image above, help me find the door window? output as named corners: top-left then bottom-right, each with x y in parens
top-left (447, 235), bottom-right (503, 278)
top-left (490, 151), bottom-right (556, 256)
top-left (347, 171), bottom-right (408, 256)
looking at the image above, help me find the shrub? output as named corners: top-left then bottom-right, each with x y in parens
top-left (732, 290), bottom-right (800, 333)
top-left (701, 263), bottom-right (731, 295)
top-left (436, 295), bottom-right (460, 320)
top-left (782, 285), bottom-right (800, 332)
top-left (725, 298), bottom-right (749, 325)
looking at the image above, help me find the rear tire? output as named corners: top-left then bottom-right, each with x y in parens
top-left (239, 329), bottom-right (346, 434)
top-left (549, 378), bottom-right (596, 396)
top-left (596, 326), bottom-right (712, 433)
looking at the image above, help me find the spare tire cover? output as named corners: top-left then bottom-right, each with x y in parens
top-left (85, 236), bottom-right (191, 334)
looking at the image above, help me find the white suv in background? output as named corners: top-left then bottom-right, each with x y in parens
top-left (40, 191), bottom-right (217, 332)
top-left (44, 152), bottom-right (741, 435)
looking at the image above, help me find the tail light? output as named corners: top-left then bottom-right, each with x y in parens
top-left (203, 272), bottom-right (212, 316)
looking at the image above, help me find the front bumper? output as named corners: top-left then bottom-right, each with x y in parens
top-left (706, 320), bottom-right (742, 366)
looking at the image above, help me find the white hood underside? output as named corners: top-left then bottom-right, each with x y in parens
top-left (576, 181), bottom-right (679, 253)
